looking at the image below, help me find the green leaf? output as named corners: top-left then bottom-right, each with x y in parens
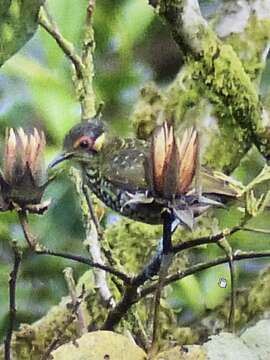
top-left (51, 331), bottom-right (146, 360)
top-left (0, 0), bottom-right (45, 67)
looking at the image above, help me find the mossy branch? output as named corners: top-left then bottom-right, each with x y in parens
top-left (137, 0), bottom-right (270, 171)
top-left (38, 3), bottom-right (96, 119)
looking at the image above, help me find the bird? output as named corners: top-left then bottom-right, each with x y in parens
top-left (49, 118), bottom-right (240, 226)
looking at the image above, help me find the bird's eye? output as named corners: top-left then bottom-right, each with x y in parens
top-left (79, 139), bottom-right (90, 149)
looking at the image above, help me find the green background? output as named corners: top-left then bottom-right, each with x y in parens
top-left (0, 0), bottom-right (270, 340)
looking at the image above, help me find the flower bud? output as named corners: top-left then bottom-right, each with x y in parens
top-left (0, 128), bottom-right (47, 211)
top-left (146, 122), bottom-right (198, 199)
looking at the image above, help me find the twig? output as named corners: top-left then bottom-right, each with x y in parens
top-left (63, 268), bottom-right (88, 335)
top-left (41, 297), bottom-right (82, 360)
top-left (17, 210), bottom-right (37, 249)
top-left (79, 0), bottom-right (96, 119)
top-left (139, 250), bottom-right (270, 301)
top-left (101, 238), bottom-right (164, 331)
top-left (101, 284), bottom-right (138, 331)
top-left (172, 226), bottom-right (241, 254)
top-left (102, 244), bottom-right (270, 331)
top-left (101, 225), bottom-right (241, 331)
top-left (4, 243), bottom-right (22, 360)
top-left (151, 210), bottom-right (173, 353)
top-left (70, 168), bottom-right (116, 307)
top-left (82, 182), bottom-right (102, 239)
top-left (217, 238), bottom-right (236, 332)
top-left (35, 248), bottom-right (131, 284)
top-left (83, 181), bottom-right (125, 294)
top-left (38, 7), bottom-right (84, 79)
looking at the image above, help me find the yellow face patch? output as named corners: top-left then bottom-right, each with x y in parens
top-left (93, 133), bottom-right (105, 152)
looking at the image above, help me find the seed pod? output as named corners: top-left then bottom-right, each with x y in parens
top-left (0, 128), bottom-right (47, 210)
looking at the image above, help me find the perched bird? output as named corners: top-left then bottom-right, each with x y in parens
top-left (50, 119), bottom-right (239, 226)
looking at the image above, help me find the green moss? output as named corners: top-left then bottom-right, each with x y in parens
top-left (165, 63), bottom-right (201, 125)
top-left (105, 218), bottom-right (162, 274)
top-left (9, 0), bottom-right (20, 20)
top-left (189, 28), bottom-right (267, 170)
top-left (131, 82), bottom-right (164, 140)
top-left (1, 23), bottom-right (13, 43)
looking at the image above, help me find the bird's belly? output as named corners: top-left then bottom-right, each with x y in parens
top-left (85, 172), bottom-right (162, 224)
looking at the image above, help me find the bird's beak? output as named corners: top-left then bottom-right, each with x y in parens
top-left (49, 152), bottom-right (74, 168)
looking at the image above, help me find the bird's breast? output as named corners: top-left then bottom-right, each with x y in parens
top-left (84, 167), bottom-right (162, 224)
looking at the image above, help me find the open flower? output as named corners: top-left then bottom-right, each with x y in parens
top-left (0, 128), bottom-right (48, 212)
top-left (145, 121), bottom-right (198, 199)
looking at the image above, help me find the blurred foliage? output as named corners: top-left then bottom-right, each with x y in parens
top-left (0, 0), bottom-right (270, 346)
top-left (0, 0), bottom-right (45, 67)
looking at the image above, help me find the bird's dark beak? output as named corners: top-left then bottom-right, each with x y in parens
top-left (49, 152), bottom-right (74, 168)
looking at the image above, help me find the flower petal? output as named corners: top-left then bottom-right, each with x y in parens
top-left (152, 123), bottom-right (166, 193)
top-left (177, 127), bottom-right (199, 194)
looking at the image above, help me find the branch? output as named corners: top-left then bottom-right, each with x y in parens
top-left (63, 268), bottom-right (88, 336)
top-left (139, 250), bottom-right (270, 300)
top-left (151, 211), bottom-right (174, 351)
top-left (4, 243), bottom-right (22, 360)
top-left (38, 7), bottom-right (84, 79)
top-left (146, 0), bottom-right (270, 170)
top-left (101, 224), bottom-right (243, 331)
top-left (17, 210), bottom-right (37, 249)
top-left (70, 168), bottom-right (116, 308)
top-left (35, 248), bottom-right (131, 284)
top-left (38, 2), bottom-right (96, 117)
top-left (40, 292), bottom-right (83, 360)
top-left (172, 226), bottom-right (241, 254)
top-left (80, 0), bottom-right (96, 119)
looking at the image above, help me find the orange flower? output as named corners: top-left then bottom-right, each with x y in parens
top-left (0, 128), bottom-right (48, 211)
top-left (146, 122), bottom-right (198, 199)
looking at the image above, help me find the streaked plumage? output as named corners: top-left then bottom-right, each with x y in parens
top-left (50, 119), bottom-right (239, 225)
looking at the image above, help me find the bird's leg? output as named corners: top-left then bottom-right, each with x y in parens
top-left (120, 191), bottom-right (154, 212)
top-left (149, 209), bottom-right (174, 356)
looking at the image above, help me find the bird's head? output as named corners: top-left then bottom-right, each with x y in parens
top-left (49, 119), bottom-right (106, 168)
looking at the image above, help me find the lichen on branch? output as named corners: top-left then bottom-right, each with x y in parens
top-left (146, 0), bottom-right (270, 171)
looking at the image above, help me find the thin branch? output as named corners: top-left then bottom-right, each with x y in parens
top-left (38, 7), bottom-right (84, 79)
top-left (79, 0), bottom-right (96, 119)
top-left (139, 250), bottom-right (270, 301)
top-left (101, 225), bottom-right (242, 331)
top-left (17, 196), bottom-right (131, 283)
top-left (102, 246), bottom-right (270, 331)
top-left (101, 284), bottom-right (138, 331)
top-left (17, 210), bottom-right (37, 249)
top-left (217, 238), bottom-right (236, 332)
top-left (82, 182), bottom-right (102, 239)
top-left (172, 226), bottom-right (241, 254)
top-left (41, 297), bottom-right (82, 360)
top-left (70, 168), bottom-right (116, 307)
top-left (63, 268), bottom-right (87, 335)
top-left (35, 248), bottom-right (131, 284)
top-left (151, 211), bottom-right (173, 352)
top-left (4, 243), bottom-right (22, 360)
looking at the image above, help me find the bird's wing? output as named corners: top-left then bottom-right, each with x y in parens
top-left (101, 138), bottom-right (149, 193)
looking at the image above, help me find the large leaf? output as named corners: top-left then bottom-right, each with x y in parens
top-left (51, 331), bottom-right (147, 360)
top-left (0, 0), bottom-right (45, 67)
